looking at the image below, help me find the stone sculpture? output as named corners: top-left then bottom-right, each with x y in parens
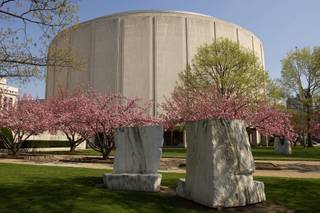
top-left (103, 125), bottom-right (163, 192)
top-left (176, 119), bottom-right (266, 208)
top-left (274, 137), bottom-right (292, 155)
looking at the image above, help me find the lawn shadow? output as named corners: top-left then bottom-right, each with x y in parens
top-left (0, 172), bottom-right (293, 213)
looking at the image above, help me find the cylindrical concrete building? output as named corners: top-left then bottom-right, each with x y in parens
top-left (46, 10), bottom-right (264, 115)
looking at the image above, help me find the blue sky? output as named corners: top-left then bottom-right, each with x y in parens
top-left (12, 0), bottom-right (320, 98)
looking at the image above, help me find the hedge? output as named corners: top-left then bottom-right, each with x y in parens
top-left (0, 140), bottom-right (69, 149)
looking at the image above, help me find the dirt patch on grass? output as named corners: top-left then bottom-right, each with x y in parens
top-left (223, 202), bottom-right (293, 212)
top-left (60, 157), bottom-right (114, 164)
top-left (158, 186), bottom-right (292, 213)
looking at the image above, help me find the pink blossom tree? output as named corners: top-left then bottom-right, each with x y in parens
top-left (46, 89), bottom-right (91, 152)
top-left (48, 88), bottom-right (160, 159)
top-left (0, 96), bottom-right (51, 155)
top-left (246, 104), bottom-right (297, 142)
top-left (79, 90), bottom-right (160, 159)
top-left (161, 87), bottom-right (296, 141)
top-left (310, 113), bottom-right (320, 138)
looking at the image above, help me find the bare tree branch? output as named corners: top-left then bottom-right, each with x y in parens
top-left (0, 0), bottom-right (79, 80)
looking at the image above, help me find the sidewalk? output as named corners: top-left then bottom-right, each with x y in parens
top-left (0, 157), bottom-right (319, 179)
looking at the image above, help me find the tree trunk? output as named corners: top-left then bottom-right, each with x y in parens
top-left (69, 144), bottom-right (76, 153)
top-left (102, 153), bottom-right (108, 160)
top-left (10, 143), bottom-right (19, 156)
top-left (307, 133), bottom-right (313, 147)
top-left (11, 149), bottom-right (17, 156)
top-left (306, 104), bottom-right (313, 147)
top-left (102, 148), bottom-right (112, 160)
top-left (91, 134), bottom-right (115, 160)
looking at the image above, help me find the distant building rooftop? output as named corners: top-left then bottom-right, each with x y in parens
top-left (0, 78), bottom-right (19, 97)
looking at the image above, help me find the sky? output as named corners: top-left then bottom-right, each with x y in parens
top-left (11, 0), bottom-right (320, 98)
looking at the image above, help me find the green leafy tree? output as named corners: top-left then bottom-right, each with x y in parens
top-left (280, 46), bottom-right (320, 147)
top-left (171, 38), bottom-right (273, 145)
top-left (265, 79), bottom-right (288, 108)
top-left (179, 38), bottom-right (268, 100)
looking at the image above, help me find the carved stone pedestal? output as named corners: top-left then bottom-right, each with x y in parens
top-left (103, 125), bottom-right (163, 192)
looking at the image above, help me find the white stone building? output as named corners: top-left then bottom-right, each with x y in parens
top-left (0, 78), bottom-right (19, 108)
top-left (46, 10), bottom-right (265, 116)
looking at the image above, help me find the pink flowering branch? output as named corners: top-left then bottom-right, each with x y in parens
top-left (46, 89), bottom-right (91, 152)
top-left (0, 96), bottom-right (51, 155)
top-left (161, 87), bottom-right (297, 141)
top-left (48, 88), bottom-right (160, 159)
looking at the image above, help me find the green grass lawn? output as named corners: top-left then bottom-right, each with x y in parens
top-left (0, 163), bottom-right (319, 213)
top-left (163, 146), bottom-right (320, 160)
top-left (36, 146), bottom-right (320, 161)
top-left (252, 146), bottom-right (320, 161)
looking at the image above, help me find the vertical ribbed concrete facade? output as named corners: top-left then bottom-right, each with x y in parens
top-left (46, 11), bottom-right (265, 115)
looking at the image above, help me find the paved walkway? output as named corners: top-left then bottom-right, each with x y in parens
top-left (253, 170), bottom-right (320, 179)
top-left (255, 160), bottom-right (320, 166)
top-left (0, 158), bottom-right (113, 170)
top-left (0, 157), bottom-right (319, 179)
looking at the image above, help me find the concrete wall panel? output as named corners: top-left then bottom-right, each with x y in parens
top-left (238, 29), bottom-right (253, 51)
top-left (68, 24), bottom-right (91, 90)
top-left (252, 36), bottom-right (262, 62)
top-left (155, 16), bottom-right (186, 105)
top-left (260, 44), bottom-right (265, 68)
top-left (122, 16), bottom-right (152, 102)
top-left (215, 20), bottom-right (237, 42)
top-left (46, 58), bottom-right (55, 97)
top-left (53, 37), bottom-right (69, 94)
top-left (92, 19), bottom-right (119, 93)
top-left (187, 18), bottom-right (214, 63)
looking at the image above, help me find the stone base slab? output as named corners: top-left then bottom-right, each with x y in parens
top-left (103, 173), bottom-right (161, 192)
top-left (176, 178), bottom-right (186, 198)
top-left (176, 178), bottom-right (266, 208)
top-left (247, 181), bottom-right (266, 205)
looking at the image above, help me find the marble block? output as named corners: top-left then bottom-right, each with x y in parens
top-left (177, 119), bottom-right (266, 208)
top-left (103, 173), bottom-right (162, 192)
top-left (274, 137), bottom-right (292, 155)
top-left (113, 125), bottom-right (163, 174)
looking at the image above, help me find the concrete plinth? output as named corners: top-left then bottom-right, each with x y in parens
top-left (103, 126), bottom-right (163, 192)
top-left (103, 173), bottom-right (161, 192)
